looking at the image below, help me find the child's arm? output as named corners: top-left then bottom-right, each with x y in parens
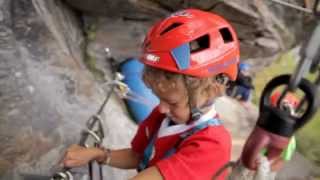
top-left (130, 166), bottom-right (163, 180)
top-left (106, 149), bottom-right (164, 179)
top-left (100, 144), bottom-right (163, 179)
top-left (103, 148), bottom-right (140, 169)
top-left (62, 145), bottom-right (140, 169)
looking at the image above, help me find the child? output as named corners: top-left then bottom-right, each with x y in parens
top-left (61, 9), bottom-right (240, 180)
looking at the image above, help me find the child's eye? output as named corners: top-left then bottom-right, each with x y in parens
top-left (169, 102), bottom-right (180, 107)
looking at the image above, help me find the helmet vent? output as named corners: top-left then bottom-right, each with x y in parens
top-left (219, 28), bottom-right (233, 43)
top-left (160, 23), bottom-right (183, 36)
top-left (190, 34), bottom-right (209, 53)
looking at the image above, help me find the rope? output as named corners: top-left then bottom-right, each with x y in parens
top-left (212, 157), bottom-right (276, 180)
top-left (51, 72), bottom-right (126, 180)
top-left (212, 161), bottom-right (236, 180)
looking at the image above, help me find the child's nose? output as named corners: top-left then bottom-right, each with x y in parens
top-left (158, 101), bottom-right (170, 114)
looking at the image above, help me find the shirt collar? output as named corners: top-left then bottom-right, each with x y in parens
top-left (157, 104), bottom-right (217, 138)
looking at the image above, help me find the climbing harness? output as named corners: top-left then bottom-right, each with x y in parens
top-left (138, 117), bottom-right (222, 171)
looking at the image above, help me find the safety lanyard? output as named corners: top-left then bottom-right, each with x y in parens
top-left (138, 118), bottom-right (222, 171)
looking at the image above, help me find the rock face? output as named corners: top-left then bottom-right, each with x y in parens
top-left (215, 96), bottom-right (259, 160)
top-left (65, 0), bottom-right (316, 61)
top-left (0, 0), bottom-right (318, 179)
top-left (0, 0), bottom-right (136, 179)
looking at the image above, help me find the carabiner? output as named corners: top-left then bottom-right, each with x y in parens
top-left (87, 114), bottom-right (105, 139)
top-left (51, 170), bottom-right (73, 180)
top-left (83, 129), bottom-right (103, 147)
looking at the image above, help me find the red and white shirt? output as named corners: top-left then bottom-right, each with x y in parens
top-left (131, 106), bottom-right (231, 180)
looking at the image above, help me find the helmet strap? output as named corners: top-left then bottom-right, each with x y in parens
top-left (183, 75), bottom-right (216, 124)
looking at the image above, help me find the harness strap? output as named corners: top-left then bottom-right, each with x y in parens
top-left (138, 118), bottom-right (221, 171)
top-left (138, 130), bottom-right (158, 171)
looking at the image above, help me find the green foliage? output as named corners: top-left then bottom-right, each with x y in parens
top-left (296, 113), bottom-right (320, 167)
top-left (252, 51), bottom-right (320, 167)
top-left (84, 52), bottom-right (105, 81)
top-left (82, 18), bottom-right (105, 81)
top-left (85, 23), bottom-right (97, 41)
top-left (252, 52), bottom-right (296, 104)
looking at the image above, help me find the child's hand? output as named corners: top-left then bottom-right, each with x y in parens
top-left (61, 144), bottom-right (104, 167)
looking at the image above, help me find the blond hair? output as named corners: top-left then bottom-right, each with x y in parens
top-left (142, 66), bottom-right (225, 109)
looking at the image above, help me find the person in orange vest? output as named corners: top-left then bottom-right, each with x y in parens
top-left (60, 9), bottom-right (240, 180)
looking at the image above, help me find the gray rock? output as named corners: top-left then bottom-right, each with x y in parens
top-left (0, 0), bottom-right (136, 179)
top-left (255, 37), bottom-right (280, 50)
top-left (87, 17), bottom-right (150, 63)
top-left (277, 153), bottom-right (320, 180)
top-left (215, 96), bottom-right (258, 160)
top-left (1, 0), bottom-right (318, 179)
top-left (63, 0), bottom-right (317, 61)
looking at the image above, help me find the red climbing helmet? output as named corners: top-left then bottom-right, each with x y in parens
top-left (140, 9), bottom-right (240, 80)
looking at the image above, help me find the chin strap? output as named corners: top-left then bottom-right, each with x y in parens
top-left (190, 100), bottom-right (216, 121)
top-left (183, 75), bottom-right (219, 123)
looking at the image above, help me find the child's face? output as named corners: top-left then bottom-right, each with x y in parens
top-left (150, 79), bottom-right (190, 124)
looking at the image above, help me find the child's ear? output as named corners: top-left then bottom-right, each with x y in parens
top-left (209, 81), bottom-right (226, 99)
top-left (215, 74), bottom-right (229, 85)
